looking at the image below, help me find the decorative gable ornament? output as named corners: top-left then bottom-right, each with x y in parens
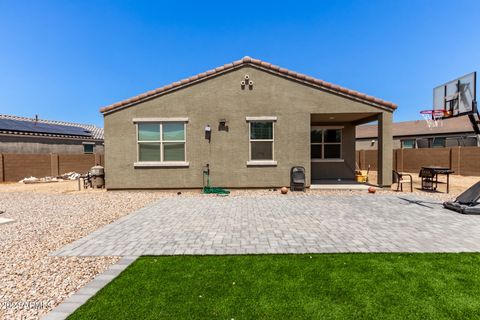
top-left (241, 75), bottom-right (253, 90)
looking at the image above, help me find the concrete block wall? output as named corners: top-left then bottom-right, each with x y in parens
top-left (357, 147), bottom-right (480, 176)
top-left (0, 153), bottom-right (104, 182)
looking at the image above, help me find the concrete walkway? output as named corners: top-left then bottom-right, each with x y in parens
top-left (53, 194), bottom-right (480, 256)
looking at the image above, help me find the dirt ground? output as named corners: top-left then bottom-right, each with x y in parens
top-left (1, 172), bottom-right (477, 196)
top-left (0, 180), bottom-right (83, 193)
top-left (367, 171), bottom-right (478, 196)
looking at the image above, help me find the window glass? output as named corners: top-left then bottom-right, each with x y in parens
top-left (138, 123), bottom-right (160, 141)
top-left (137, 122), bottom-right (187, 162)
top-left (462, 137), bottom-right (478, 147)
top-left (163, 142), bottom-right (185, 161)
top-left (139, 143), bottom-right (160, 161)
top-left (324, 129), bottom-right (341, 143)
top-left (311, 145), bottom-right (322, 159)
top-left (83, 144), bottom-right (94, 154)
top-left (431, 138), bottom-right (445, 148)
top-left (311, 128), bottom-right (342, 160)
top-left (324, 144), bottom-right (341, 158)
top-left (402, 140), bottom-right (415, 149)
top-left (250, 122), bottom-right (273, 140)
top-left (417, 139), bottom-right (429, 148)
top-left (311, 129), bottom-right (322, 143)
top-left (163, 122), bottom-right (184, 141)
top-left (251, 141), bottom-right (273, 160)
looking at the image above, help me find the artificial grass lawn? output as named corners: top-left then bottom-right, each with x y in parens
top-left (68, 254), bottom-right (480, 320)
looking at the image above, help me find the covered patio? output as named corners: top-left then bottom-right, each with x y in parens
top-left (310, 112), bottom-right (393, 187)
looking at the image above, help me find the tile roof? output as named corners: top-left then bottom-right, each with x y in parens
top-left (100, 56), bottom-right (397, 114)
top-left (356, 115), bottom-right (474, 139)
top-left (0, 114), bottom-right (104, 140)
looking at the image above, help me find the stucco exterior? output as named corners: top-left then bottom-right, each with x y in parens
top-left (0, 135), bottom-right (104, 154)
top-left (103, 64), bottom-right (394, 189)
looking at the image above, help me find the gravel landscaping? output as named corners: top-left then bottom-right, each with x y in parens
top-left (0, 184), bottom-right (168, 319)
top-left (0, 180), bottom-right (459, 319)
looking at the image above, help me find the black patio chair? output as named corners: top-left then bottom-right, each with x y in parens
top-left (392, 170), bottom-right (413, 192)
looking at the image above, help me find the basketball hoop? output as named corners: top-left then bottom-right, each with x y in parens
top-left (420, 109), bottom-right (447, 129)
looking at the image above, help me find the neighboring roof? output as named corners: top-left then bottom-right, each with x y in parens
top-left (356, 115), bottom-right (475, 139)
top-left (100, 56), bottom-right (397, 114)
top-left (0, 114), bottom-right (104, 140)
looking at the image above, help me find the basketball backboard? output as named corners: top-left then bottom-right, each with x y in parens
top-left (433, 72), bottom-right (476, 117)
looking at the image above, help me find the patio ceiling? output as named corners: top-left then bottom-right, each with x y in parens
top-left (311, 112), bottom-right (378, 124)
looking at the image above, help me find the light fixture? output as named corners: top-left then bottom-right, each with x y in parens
top-left (205, 125), bottom-right (211, 142)
top-left (218, 119), bottom-right (228, 132)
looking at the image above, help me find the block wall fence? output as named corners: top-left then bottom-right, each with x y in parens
top-left (0, 153), bottom-right (104, 182)
top-left (0, 148), bottom-right (478, 182)
top-left (357, 147), bottom-right (480, 176)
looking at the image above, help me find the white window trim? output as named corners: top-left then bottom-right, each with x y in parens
top-left (133, 117), bottom-right (189, 123)
top-left (247, 119), bottom-right (276, 165)
top-left (246, 116), bottom-right (277, 121)
top-left (134, 161), bottom-right (189, 167)
top-left (136, 122), bottom-right (187, 164)
top-left (311, 126), bottom-right (343, 162)
top-left (246, 160), bottom-right (277, 166)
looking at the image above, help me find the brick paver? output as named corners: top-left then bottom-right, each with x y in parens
top-left (52, 194), bottom-right (480, 256)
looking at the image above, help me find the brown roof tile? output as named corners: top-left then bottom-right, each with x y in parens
top-left (100, 56), bottom-right (398, 114)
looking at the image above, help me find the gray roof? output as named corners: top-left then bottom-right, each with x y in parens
top-left (356, 115), bottom-right (474, 139)
top-left (0, 114), bottom-right (103, 140)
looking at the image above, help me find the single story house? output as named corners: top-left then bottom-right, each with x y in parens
top-left (356, 115), bottom-right (479, 150)
top-left (0, 114), bottom-right (104, 154)
top-left (101, 56), bottom-right (396, 189)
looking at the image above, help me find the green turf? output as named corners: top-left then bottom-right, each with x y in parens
top-left (68, 254), bottom-right (480, 320)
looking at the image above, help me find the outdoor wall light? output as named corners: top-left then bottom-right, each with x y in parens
top-left (205, 125), bottom-right (211, 142)
top-left (218, 119), bottom-right (229, 132)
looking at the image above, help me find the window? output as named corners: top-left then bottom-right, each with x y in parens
top-left (401, 139), bottom-right (415, 149)
top-left (430, 137), bottom-right (445, 148)
top-left (137, 122), bottom-right (186, 163)
top-left (311, 127), bottom-right (342, 160)
top-left (249, 121), bottom-right (274, 161)
top-left (83, 143), bottom-right (94, 154)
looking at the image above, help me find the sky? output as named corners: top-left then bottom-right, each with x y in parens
top-left (0, 0), bottom-right (479, 127)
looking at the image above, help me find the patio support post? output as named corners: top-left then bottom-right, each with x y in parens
top-left (377, 112), bottom-right (393, 187)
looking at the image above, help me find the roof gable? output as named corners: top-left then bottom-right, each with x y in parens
top-left (100, 56), bottom-right (397, 114)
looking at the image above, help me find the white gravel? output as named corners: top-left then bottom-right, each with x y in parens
top-left (0, 181), bottom-right (456, 319)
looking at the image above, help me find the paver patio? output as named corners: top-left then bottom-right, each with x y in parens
top-left (53, 194), bottom-right (480, 256)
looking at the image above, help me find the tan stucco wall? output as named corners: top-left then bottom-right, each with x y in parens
top-left (0, 135), bottom-right (104, 154)
top-left (104, 66), bottom-right (393, 189)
